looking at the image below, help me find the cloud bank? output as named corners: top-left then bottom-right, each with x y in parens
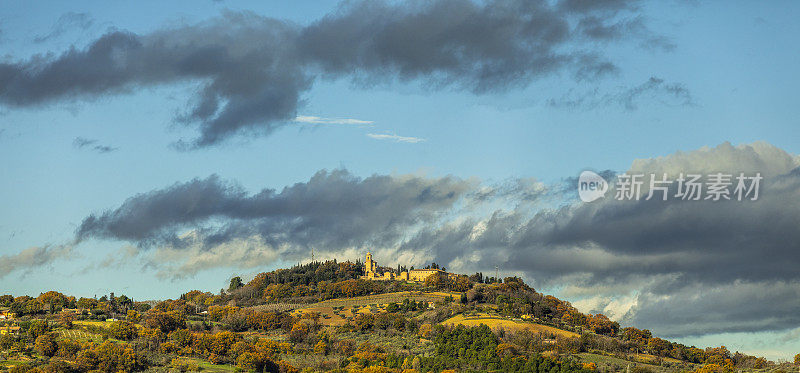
top-left (0, 0), bottom-right (670, 148)
top-left (65, 141), bottom-right (800, 340)
top-left (76, 170), bottom-right (474, 254)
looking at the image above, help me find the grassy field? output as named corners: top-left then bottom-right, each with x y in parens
top-left (325, 330), bottom-right (435, 356)
top-left (185, 358), bottom-right (237, 372)
top-left (73, 320), bottom-right (113, 328)
top-left (0, 359), bottom-right (27, 369)
top-left (635, 353), bottom-right (685, 365)
top-left (247, 291), bottom-right (461, 316)
top-left (577, 352), bottom-right (671, 371)
top-left (247, 303), bottom-right (304, 312)
top-left (291, 305), bottom-right (349, 326)
top-left (441, 313), bottom-right (580, 338)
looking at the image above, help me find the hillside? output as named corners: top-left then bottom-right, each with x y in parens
top-left (0, 260), bottom-right (794, 373)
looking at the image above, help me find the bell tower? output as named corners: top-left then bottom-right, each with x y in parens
top-left (365, 252), bottom-right (375, 274)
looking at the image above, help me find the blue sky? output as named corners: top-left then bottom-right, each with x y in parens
top-left (2, 0), bottom-right (800, 360)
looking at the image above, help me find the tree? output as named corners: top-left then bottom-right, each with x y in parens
top-left (795, 353), bottom-right (800, 365)
top-left (0, 294), bottom-right (14, 306)
top-left (0, 333), bottom-right (14, 350)
top-left (109, 320), bottom-right (139, 340)
top-left (34, 333), bottom-right (58, 357)
top-left (236, 351), bottom-right (279, 373)
top-left (229, 276), bottom-right (244, 292)
top-left (289, 322), bottom-right (310, 343)
top-left (59, 311), bottom-right (74, 329)
top-left (27, 319), bottom-right (50, 340)
top-left (353, 313), bottom-right (374, 331)
top-left (314, 340), bottom-right (328, 355)
top-left (117, 294), bottom-right (133, 312)
top-left (126, 310), bottom-right (141, 323)
top-left (144, 310), bottom-right (185, 333)
top-left (424, 272), bottom-right (446, 289)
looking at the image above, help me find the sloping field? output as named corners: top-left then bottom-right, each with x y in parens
top-left (173, 357), bottom-right (237, 372)
top-left (311, 291), bottom-right (454, 308)
top-left (577, 352), bottom-right (670, 371)
top-left (249, 291), bottom-right (458, 325)
top-left (290, 306), bottom-right (349, 326)
top-left (73, 320), bottom-right (112, 328)
top-left (635, 353), bottom-right (684, 365)
top-left (247, 303), bottom-right (304, 312)
top-left (286, 291), bottom-right (458, 326)
top-left (58, 328), bottom-right (102, 342)
top-left (441, 314), bottom-right (579, 338)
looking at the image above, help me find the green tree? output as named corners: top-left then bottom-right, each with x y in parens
top-left (228, 276), bottom-right (243, 292)
top-left (27, 319), bottom-right (50, 340)
top-left (0, 333), bottom-right (14, 349)
top-left (0, 294), bottom-right (13, 306)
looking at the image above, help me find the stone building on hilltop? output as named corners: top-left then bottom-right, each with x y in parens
top-left (361, 252), bottom-right (455, 282)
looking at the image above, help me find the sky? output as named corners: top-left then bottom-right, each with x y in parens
top-left (1, 0), bottom-right (800, 361)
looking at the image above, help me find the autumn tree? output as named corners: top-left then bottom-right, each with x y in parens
top-left (289, 321), bottom-right (310, 343)
top-left (144, 310), bottom-right (186, 333)
top-left (27, 319), bottom-right (50, 340)
top-left (59, 311), bottom-right (74, 329)
top-left (109, 320), bottom-right (139, 340)
top-left (314, 340), bottom-right (328, 355)
top-left (126, 309), bottom-right (141, 323)
top-left (34, 333), bottom-right (58, 357)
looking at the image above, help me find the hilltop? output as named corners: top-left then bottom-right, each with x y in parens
top-left (0, 258), bottom-right (796, 373)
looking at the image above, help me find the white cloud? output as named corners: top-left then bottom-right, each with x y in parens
top-left (367, 133), bottom-right (426, 143)
top-left (294, 115), bottom-right (374, 125)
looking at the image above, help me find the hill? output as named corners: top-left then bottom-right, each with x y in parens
top-left (0, 259), bottom-right (791, 372)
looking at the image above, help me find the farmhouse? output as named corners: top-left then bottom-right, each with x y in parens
top-left (0, 309), bottom-right (14, 320)
top-left (361, 252), bottom-right (456, 282)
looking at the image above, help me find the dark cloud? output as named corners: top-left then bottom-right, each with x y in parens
top-left (72, 136), bottom-right (118, 153)
top-left (629, 281), bottom-right (800, 337)
top-left (76, 169), bottom-right (473, 253)
top-left (34, 12), bottom-right (94, 43)
top-left (558, 0), bottom-right (639, 14)
top-left (1, 1), bottom-right (670, 148)
top-left (299, 0), bottom-right (595, 93)
top-left (405, 142), bottom-right (800, 336)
